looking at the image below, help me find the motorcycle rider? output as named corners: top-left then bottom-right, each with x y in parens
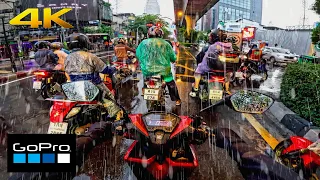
top-left (64, 34), bottom-right (123, 120)
top-left (34, 42), bottom-right (59, 70)
top-left (136, 26), bottom-right (182, 106)
top-left (114, 38), bottom-right (137, 79)
top-left (51, 42), bottom-right (68, 71)
top-left (196, 30), bottom-right (224, 65)
top-left (189, 29), bottom-right (233, 97)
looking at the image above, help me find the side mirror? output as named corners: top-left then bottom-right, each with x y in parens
top-left (230, 90), bottom-right (274, 114)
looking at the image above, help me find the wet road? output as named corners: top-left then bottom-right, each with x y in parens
top-left (0, 47), bottom-right (286, 180)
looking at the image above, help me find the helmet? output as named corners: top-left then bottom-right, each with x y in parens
top-left (50, 42), bottom-right (62, 50)
top-left (118, 38), bottom-right (125, 44)
top-left (148, 26), bottom-right (164, 38)
top-left (66, 33), bottom-right (91, 50)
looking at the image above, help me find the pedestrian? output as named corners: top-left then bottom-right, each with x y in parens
top-left (259, 59), bottom-right (268, 80)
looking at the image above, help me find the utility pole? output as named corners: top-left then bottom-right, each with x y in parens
top-left (302, 0), bottom-right (307, 26)
top-left (74, 0), bottom-right (80, 32)
top-left (1, 16), bottom-right (17, 72)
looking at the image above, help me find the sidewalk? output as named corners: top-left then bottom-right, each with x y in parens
top-left (0, 59), bottom-right (39, 84)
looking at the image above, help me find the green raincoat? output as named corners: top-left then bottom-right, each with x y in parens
top-left (136, 38), bottom-right (176, 82)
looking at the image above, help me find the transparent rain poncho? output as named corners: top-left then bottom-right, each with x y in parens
top-left (136, 38), bottom-right (176, 82)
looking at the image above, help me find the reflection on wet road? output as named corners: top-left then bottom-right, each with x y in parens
top-left (0, 47), bottom-right (287, 180)
top-left (76, 47), bottom-right (273, 180)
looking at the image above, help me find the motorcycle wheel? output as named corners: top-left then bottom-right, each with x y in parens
top-left (41, 84), bottom-right (53, 99)
top-left (274, 139), bottom-right (300, 169)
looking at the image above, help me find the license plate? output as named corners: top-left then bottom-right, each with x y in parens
top-left (209, 90), bottom-right (223, 100)
top-left (144, 94), bottom-right (159, 101)
top-left (33, 81), bottom-right (42, 90)
top-left (144, 88), bottom-right (160, 95)
top-left (47, 122), bottom-right (68, 134)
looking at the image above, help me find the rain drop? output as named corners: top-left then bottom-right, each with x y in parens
top-left (112, 136), bottom-right (116, 147)
top-left (168, 165), bottom-right (173, 179)
top-left (25, 103), bottom-right (30, 114)
top-left (92, 140), bottom-right (96, 146)
top-left (290, 88), bottom-right (296, 99)
top-left (141, 156), bottom-right (147, 168)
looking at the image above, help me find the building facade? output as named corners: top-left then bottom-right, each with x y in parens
top-left (144, 0), bottom-right (160, 15)
top-left (197, 0), bottom-right (262, 31)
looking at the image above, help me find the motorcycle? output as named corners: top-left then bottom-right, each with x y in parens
top-left (112, 52), bottom-right (138, 82)
top-left (46, 81), bottom-right (109, 135)
top-left (274, 136), bottom-right (320, 180)
top-left (142, 75), bottom-right (167, 111)
top-left (115, 90), bottom-right (275, 180)
top-left (32, 69), bottom-right (67, 99)
top-left (199, 52), bottom-right (240, 106)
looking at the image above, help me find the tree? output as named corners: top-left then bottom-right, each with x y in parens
top-left (84, 24), bottom-right (114, 38)
top-left (312, 0), bottom-right (320, 15)
top-left (311, 25), bottom-right (320, 44)
top-left (125, 14), bottom-right (170, 38)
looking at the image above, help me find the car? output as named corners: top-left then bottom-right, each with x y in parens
top-left (262, 47), bottom-right (298, 65)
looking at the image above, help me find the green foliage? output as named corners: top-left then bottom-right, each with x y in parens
top-left (280, 63), bottom-right (320, 126)
top-left (125, 14), bottom-right (170, 38)
top-left (84, 24), bottom-right (114, 38)
top-left (197, 31), bottom-right (208, 42)
top-left (103, 2), bottom-right (111, 7)
top-left (312, 0), bottom-right (320, 15)
top-left (312, 25), bottom-right (320, 44)
top-left (177, 27), bottom-right (186, 42)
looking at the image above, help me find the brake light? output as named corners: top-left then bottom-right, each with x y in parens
top-left (34, 71), bottom-right (46, 76)
top-left (149, 80), bottom-right (155, 86)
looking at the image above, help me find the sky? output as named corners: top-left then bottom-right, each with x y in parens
top-left (108, 0), bottom-right (320, 28)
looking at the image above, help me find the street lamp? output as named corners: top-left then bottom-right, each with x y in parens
top-left (177, 11), bottom-right (183, 17)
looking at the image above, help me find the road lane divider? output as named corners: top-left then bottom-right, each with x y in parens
top-left (243, 113), bottom-right (279, 150)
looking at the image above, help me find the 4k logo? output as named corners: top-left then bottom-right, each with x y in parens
top-left (10, 8), bottom-right (73, 29)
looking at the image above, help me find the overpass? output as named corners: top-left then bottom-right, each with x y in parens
top-left (174, 0), bottom-right (219, 34)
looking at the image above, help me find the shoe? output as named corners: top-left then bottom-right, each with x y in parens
top-left (189, 88), bottom-right (199, 98)
top-left (176, 100), bottom-right (182, 106)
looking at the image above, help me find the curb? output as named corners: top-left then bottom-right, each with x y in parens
top-left (266, 101), bottom-right (320, 142)
top-left (0, 71), bottom-right (31, 84)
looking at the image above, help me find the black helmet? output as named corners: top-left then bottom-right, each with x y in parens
top-left (66, 33), bottom-right (91, 50)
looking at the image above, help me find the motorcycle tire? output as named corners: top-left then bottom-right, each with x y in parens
top-left (274, 139), bottom-right (298, 169)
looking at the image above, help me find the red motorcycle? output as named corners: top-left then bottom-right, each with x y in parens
top-left (46, 80), bottom-right (116, 135)
top-left (116, 90), bottom-right (275, 180)
top-left (275, 136), bottom-right (320, 179)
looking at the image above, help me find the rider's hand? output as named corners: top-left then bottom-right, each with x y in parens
top-left (115, 110), bottom-right (124, 121)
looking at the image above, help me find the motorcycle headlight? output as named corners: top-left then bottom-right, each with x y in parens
top-left (65, 107), bottom-right (81, 119)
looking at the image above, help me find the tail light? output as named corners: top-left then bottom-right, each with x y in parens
top-left (33, 71), bottom-right (50, 78)
top-left (149, 80), bottom-right (155, 86)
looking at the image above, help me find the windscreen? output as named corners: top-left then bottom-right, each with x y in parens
top-left (62, 81), bottom-right (99, 102)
